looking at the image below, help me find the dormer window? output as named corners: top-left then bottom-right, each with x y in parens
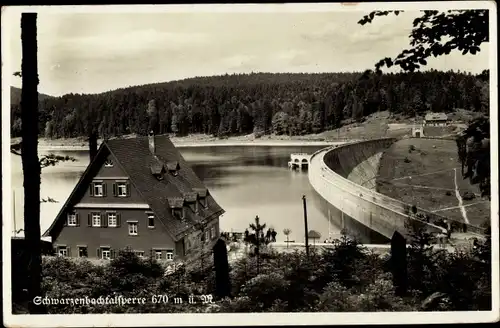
top-left (104, 159), bottom-right (114, 167)
top-left (197, 194), bottom-right (208, 208)
top-left (182, 192), bottom-right (198, 213)
top-left (167, 161), bottom-right (180, 176)
top-left (193, 188), bottom-right (209, 209)
top-left (150, 161), bottom-right (165, 180)
top-left (172, 208), bottom-right (183, 219)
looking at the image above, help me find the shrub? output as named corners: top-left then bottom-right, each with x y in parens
top-left (316, 275), bottom-right (415, 312)
top-left (240, 272), bottom-right (289, 311)
top-left (462, 191), bottom-right (475, 201)
top-left (24, 219), bottom-right (491, 314)
top-left (404, 157), bottom-right (411, 163)
top-left (479, 220), bottom-right (490, 230)
top-left (254, 130), bottom-right (264, 139)
top-left (445, 191), bottom-right (452, 196)
top-left (408, 145), bottom-right (416, 153)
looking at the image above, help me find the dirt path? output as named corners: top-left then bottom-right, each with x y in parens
top-left (392, 167), bottom-right (457, 181)
top-left (390, 182), bottom-right (455, 192)
top-left (431, 200), bottom-right (490, 213)
top-left (454, 168), bottom-right (470, 224)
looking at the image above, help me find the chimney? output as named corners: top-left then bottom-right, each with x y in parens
top-left (148, 130), bottom-right (155, 155)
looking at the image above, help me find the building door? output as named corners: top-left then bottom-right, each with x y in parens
top-left (416, 132), bottom-right (421, 138)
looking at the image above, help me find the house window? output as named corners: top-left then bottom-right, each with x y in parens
top-left (134, 251), bottom-right (144, 258)
top-left (78, 246), bottom-right (88, 258)
top-left (58, 246), bottom-right (68, 257)
top-left (117, 183), bottom-right (128, 197)
top-left (148, 214), bottom-right (155, 228)
top-left (205, 230), bottom-right (210, 243)
top-left (128, 222), bottom-right (138, 236)
top-left (210, 226), bottom-right (216, 239)
top-left (166, 250), bottom-right (174, 260)
top-left (93, 182), bottom-right (104, 197)
top-left (104, 159), bottom-right (114, 167)
top-left (67, 213), bottom-right (77, 226)
top-left (107, 213), bottom-right (117, 227)
top-left (101, 247), bottom-right (111, 260)
top-left (92, 213), bottom-right (101, 227)
top-left (155, 250), bottom-right (162, 260)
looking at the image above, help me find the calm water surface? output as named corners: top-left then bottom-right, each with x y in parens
top-left (10, 146), bottom-right (341, 243)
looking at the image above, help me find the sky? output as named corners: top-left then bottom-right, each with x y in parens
top-left (5, 5), bottom-right (492, 97)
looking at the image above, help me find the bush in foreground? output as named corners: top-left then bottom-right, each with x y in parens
top-left (15, 230), bottom-right (490, 314)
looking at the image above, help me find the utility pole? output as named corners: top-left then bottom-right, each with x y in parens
top-left (302, 195), bottom-right (309, 258)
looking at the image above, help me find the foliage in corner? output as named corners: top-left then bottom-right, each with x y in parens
top-left (456, 115), bottom-right (490, 198)
top-left (359, 10), bottom-right (489, 72)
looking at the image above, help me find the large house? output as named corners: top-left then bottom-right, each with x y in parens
top-left (42, 133), bottom-right (224, 261)
top-left (423, 112), bottom-right (449, 126)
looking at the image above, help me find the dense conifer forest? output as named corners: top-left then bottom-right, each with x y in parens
top-left (10, 70), bottom-right (489, 139)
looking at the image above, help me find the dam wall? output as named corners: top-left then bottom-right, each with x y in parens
top-left (309, 139), bottom-right (445, 241)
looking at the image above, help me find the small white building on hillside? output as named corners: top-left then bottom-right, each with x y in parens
top-left (424, 112), bottom-right (449, 126)
top-left (412, 125), bottom-right (424, 138)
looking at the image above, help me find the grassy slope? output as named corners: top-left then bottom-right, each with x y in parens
top-left (377, 138), bottom-right (490, 227)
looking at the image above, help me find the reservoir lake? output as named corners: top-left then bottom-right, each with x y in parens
top-left (10, 145), bottom-right (342, 243)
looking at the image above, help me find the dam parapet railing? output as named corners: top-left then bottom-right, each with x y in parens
top-left (309, 138), bottom-right (486, 239)
top-left (268, 242), bottom-right (463, 255)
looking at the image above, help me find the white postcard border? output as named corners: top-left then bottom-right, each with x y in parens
top-left (2, 2), bottom-right (498, 326)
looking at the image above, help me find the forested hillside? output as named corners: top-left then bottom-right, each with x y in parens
top-left (10, 70), bottom-right (489, 139)
top-left (10, 86), bottom-right (53, 107)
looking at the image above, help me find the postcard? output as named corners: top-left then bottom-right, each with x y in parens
top-left (2, 2), bottom-right (498, 326)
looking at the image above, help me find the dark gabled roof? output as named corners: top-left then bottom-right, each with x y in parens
top-left (43, 144), bottom-right (110, 238)
top-left (43, 135), bottom-right (224, 241)
top-left (104, 135), bottom-right (224, 240)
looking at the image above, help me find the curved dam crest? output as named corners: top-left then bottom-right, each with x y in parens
top-left (309, 138), bottom-right (445, 242)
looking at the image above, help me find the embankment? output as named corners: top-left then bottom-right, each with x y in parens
top-left (309, 139), bottom-right (446, 242)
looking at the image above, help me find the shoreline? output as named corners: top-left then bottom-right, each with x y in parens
top-left (12, 135), bottom-right (354, 152)
top-left (36, 140), bottom-right (348, 151)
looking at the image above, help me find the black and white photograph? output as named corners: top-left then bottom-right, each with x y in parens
top-left (2, 2), bottom-right (498, 326)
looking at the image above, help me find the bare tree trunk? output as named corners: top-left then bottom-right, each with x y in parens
top-left (20, 13), bottom-right (44, 314)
